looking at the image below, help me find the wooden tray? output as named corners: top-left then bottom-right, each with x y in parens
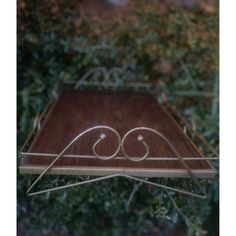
top-left (20, 89), bottom-right (216, 178)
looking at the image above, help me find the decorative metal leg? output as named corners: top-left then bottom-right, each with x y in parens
top-left (25, 126), bottom-right (208, 198)
top-left (27, 173), bottom-right (206, 198)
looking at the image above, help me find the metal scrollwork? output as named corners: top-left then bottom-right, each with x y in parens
top-left (74, 66), bottom-right (125, 90)
top-left (26, 126), bottom-right (122, 195)
top-left (121, 127), bottom-right (180, 162)
top-left (24, 125), bottom-right (209, 198)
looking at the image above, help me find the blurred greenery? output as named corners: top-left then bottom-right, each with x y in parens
top-left (17, 0), bottom-right (219, 235)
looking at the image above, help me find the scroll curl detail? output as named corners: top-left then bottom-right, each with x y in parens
top-left (26, 126), bottom-right (205, 197)
top-left (74, 66), bottom-right (124, 90)
top-left (26, 126), bottom-right (122, 195)
top-left (67, 126), bottom-right (122, 160)
top-left (121, 127), bottom-right (181, 162)
top-left (92, 131), bottom-right (121, 160)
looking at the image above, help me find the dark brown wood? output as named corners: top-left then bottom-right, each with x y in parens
top-left (20, 89), bottom-right (216, 177)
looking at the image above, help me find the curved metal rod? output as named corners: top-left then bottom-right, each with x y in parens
top-left (106, 67), bottom-right (124, 83)
top-left (121, 127), bottom-right (181, 162)
top-left (74, 67), bottom-right (107, 90)
top-left (121, 133), bottom-right (149, 162)
top-left (74, 66), bottom-right (125, 89)
top-left (26, 126), bottom-right (206, 198)
top-left (121, 127), bottom-right (206, 197)
top-left (27, 126), bottom-right (121, 195)
top-left (92, 133), bottom-right (120, 160)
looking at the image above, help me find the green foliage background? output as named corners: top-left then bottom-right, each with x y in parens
top-left (17, 1), bottom-right (219, 235)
